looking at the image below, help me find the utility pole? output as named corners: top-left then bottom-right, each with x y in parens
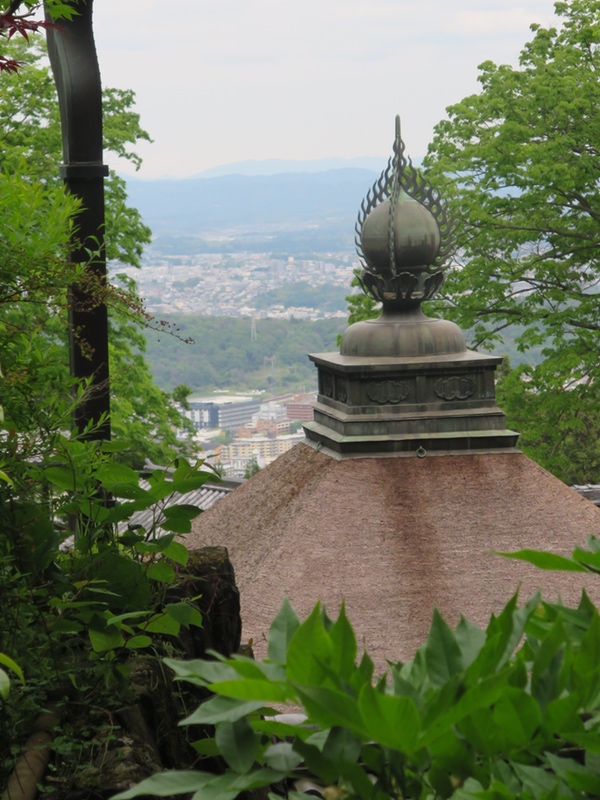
top-left (45, 0), bottom-right (110, 440)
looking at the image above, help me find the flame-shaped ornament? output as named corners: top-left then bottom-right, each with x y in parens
top-left (355, 116), bottom-right (453, 307)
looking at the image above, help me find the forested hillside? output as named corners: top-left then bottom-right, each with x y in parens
top-left (144, 316), bottom-right (345, 392)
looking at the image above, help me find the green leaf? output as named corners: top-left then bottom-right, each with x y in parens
top-left (572, 547), bottom-right (600, 573)
top-left (0, 668), bottom-right (10, 700)
top-left (163, 504), bottom-right (202, 521)
top-left (329, 603), bottom-right (357, 680)
top-left (126, 635), bottom-right (153, 650)
top-left (209, 679), bottom-right (293, 704)
top-left (496, 549), bottom-right (587, 572)
top-left (44, 465), bottom-right (78, 491)
top-left (182, 696), bottom-right (267, 725)
top-left (267, 597), bottom-right (300, 664)
top-left (144, 613), bottom-right (180, 636)
top-left (92, 552), bottom-right (151, 612)
top-left (286, 604), bottom-right (333, 686)
top-left (215, 718), bottom-right (259, 774)
top-left (162, 540), bottom-right (189, 566)
top-left (192, 737), bottom-right (220, 756)
top-left (147, 561), bottom-right (175, 584)
top-left (322, 726), bottom-right (362, 765)
top-left (95, 462), bottom-right (140, 486)
top-left (425, 609), bottom-right (463, 686)
top-left (358, 685), bottom-right (421, 752)
top-left (264, 742), bottom-right (304, 773)
top-left (89, 626), bottom-right (125, 653)
top-left (491, 687), bottom-right (541, 747)
top-left (0, 653), bottom-right (24, 683)
top-left (105, 610), bottom-right (152, 628)
top-left (295, 685), bottom-right (367, 736)
top-left (0, 469), bottom-right (14, 487)
top-left (165, 602), bottom-right (202, 629)
top-left (112, 770), bottom-right (219, 799)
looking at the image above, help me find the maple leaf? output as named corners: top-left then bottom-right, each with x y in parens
top-left (0, 54), bottom-right (23, 73)
top-left (0, 12), bottom-right (57, 41)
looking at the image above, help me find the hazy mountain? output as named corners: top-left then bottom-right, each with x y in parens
top-left (193, 157), bottom-right (388, 178)
top-left (125, 167), bottom-right (387, 252)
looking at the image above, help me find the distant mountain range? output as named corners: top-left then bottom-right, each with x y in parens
top-left (124, 163), bottom-right (393, 253)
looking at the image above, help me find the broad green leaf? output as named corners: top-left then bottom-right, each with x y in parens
top-left (228, 655), bottom-right (285, 682)
top-left (454, 616), bottom-right (486, 669)
top-left (295, 685), bottom-right (367, 736)
top-left (491, 687), bottom-right (541, 747)
top-left (163, 504), bottom-right (202, 521)
top-left (0, 653), bottom-right (24, 683)
top-left (496, 549), bottom-right (587, 572)
top-left (100, 440), bottom-right (129, 453)
top-left (267, 597), bottom-right (300, 664)
top-left (165, 656), bottom-right (241, 684)
top-left (287, 604), bottom-right (333, 686)
top-left (572, 547), bottom-right (600, 572)
top-left (112, 769), bottom-right (219, 799)
top-left (0, 669), bottom-right (10, 699)
top-left (542, 694), bottom-right (583, 737)
top-left (253, 718), bottom-right (312, 740)
top-left (192, 737), bottom-right (220, 756)
top-left (358, 685), bottom-right (421, 752)
top-left (95, 462), bottom-right (139, 486)
top-left (329, 603), bottom-right (357, 680)
top-left (108, 483), bottom-right (150, 502)
top-left (144, 613), bottom-right (180, 636)
top-left (165, 602), bottom-right (203, 628)
top-left (105, 610), bottom-right (152, 627)
top-left (573, 611), bottom-right (600, 693)
top-left (322, 725), bottom-right (362, 765)
top-left (292, 739), bottom-right (340, 785)
top-left (44, 465), bottom-right (78, 491)
top-left (215, 718), bottom-right (259, 774)
top-left (182, 695), bottom-right (267, 725)
top-left (264, 741), bottom-right (304, 773)
top-left (126, 635), bottom-right (153, 650)
top-left (189, 769), bottom-right (286, 800)
top-left (425, 609), bottom-right (463, 686)
top-left (147, 561), bottom-right (175, 584)
top-left (0, 469), bottom-right (14, 487)
top-left (92, 552), bottom-right (151, 612)
top-left (162, 540), bottom-right (190, 566)
top-left (88, 626), bottom-right (125, 653)
top-left (210, 678), bottom-right (293, 703)
top-left (419, 671), bottom-right (509, 748)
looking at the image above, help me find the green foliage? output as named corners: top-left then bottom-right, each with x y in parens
top-left (496, 361), bottom-right (600, 485)
top-left (117, 582), bottom-right (600, 800)
top-left (0, 31), bottom-right (203, 783)
top-left (144, 315), bottom-right (344, 392)
top-left (0, 36), bottom-right (194, 468)
top-left (421, 0), bottom-right (600, 483)
top-left (255, 281), bottom-right (349, 313)
top-left (243, 457), bottom-right (261, 479)
top-left (0, 440), bottom-right (212, 783)
top-left (345, 1), bottom-right (600, 483)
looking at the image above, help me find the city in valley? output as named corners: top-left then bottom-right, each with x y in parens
top-left (115, 249), bottom-right (358, 320)
top-left (116, 247), bottom-right (359, 477)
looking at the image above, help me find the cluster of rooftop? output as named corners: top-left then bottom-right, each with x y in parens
top-left (112, 252), bottom-right (355, 319)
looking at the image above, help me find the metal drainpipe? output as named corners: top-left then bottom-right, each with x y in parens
top-left (45, 0), bottom-right (111, 441)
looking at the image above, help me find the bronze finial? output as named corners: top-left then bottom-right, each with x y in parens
top-left (355, 115), bottom-right (453, 308)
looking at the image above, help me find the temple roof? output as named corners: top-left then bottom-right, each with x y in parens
top-left (188, 443), bottom-right (600, 671)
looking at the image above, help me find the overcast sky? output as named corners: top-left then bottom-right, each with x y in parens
top-left (92, 0), bottom-right (556, 179)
